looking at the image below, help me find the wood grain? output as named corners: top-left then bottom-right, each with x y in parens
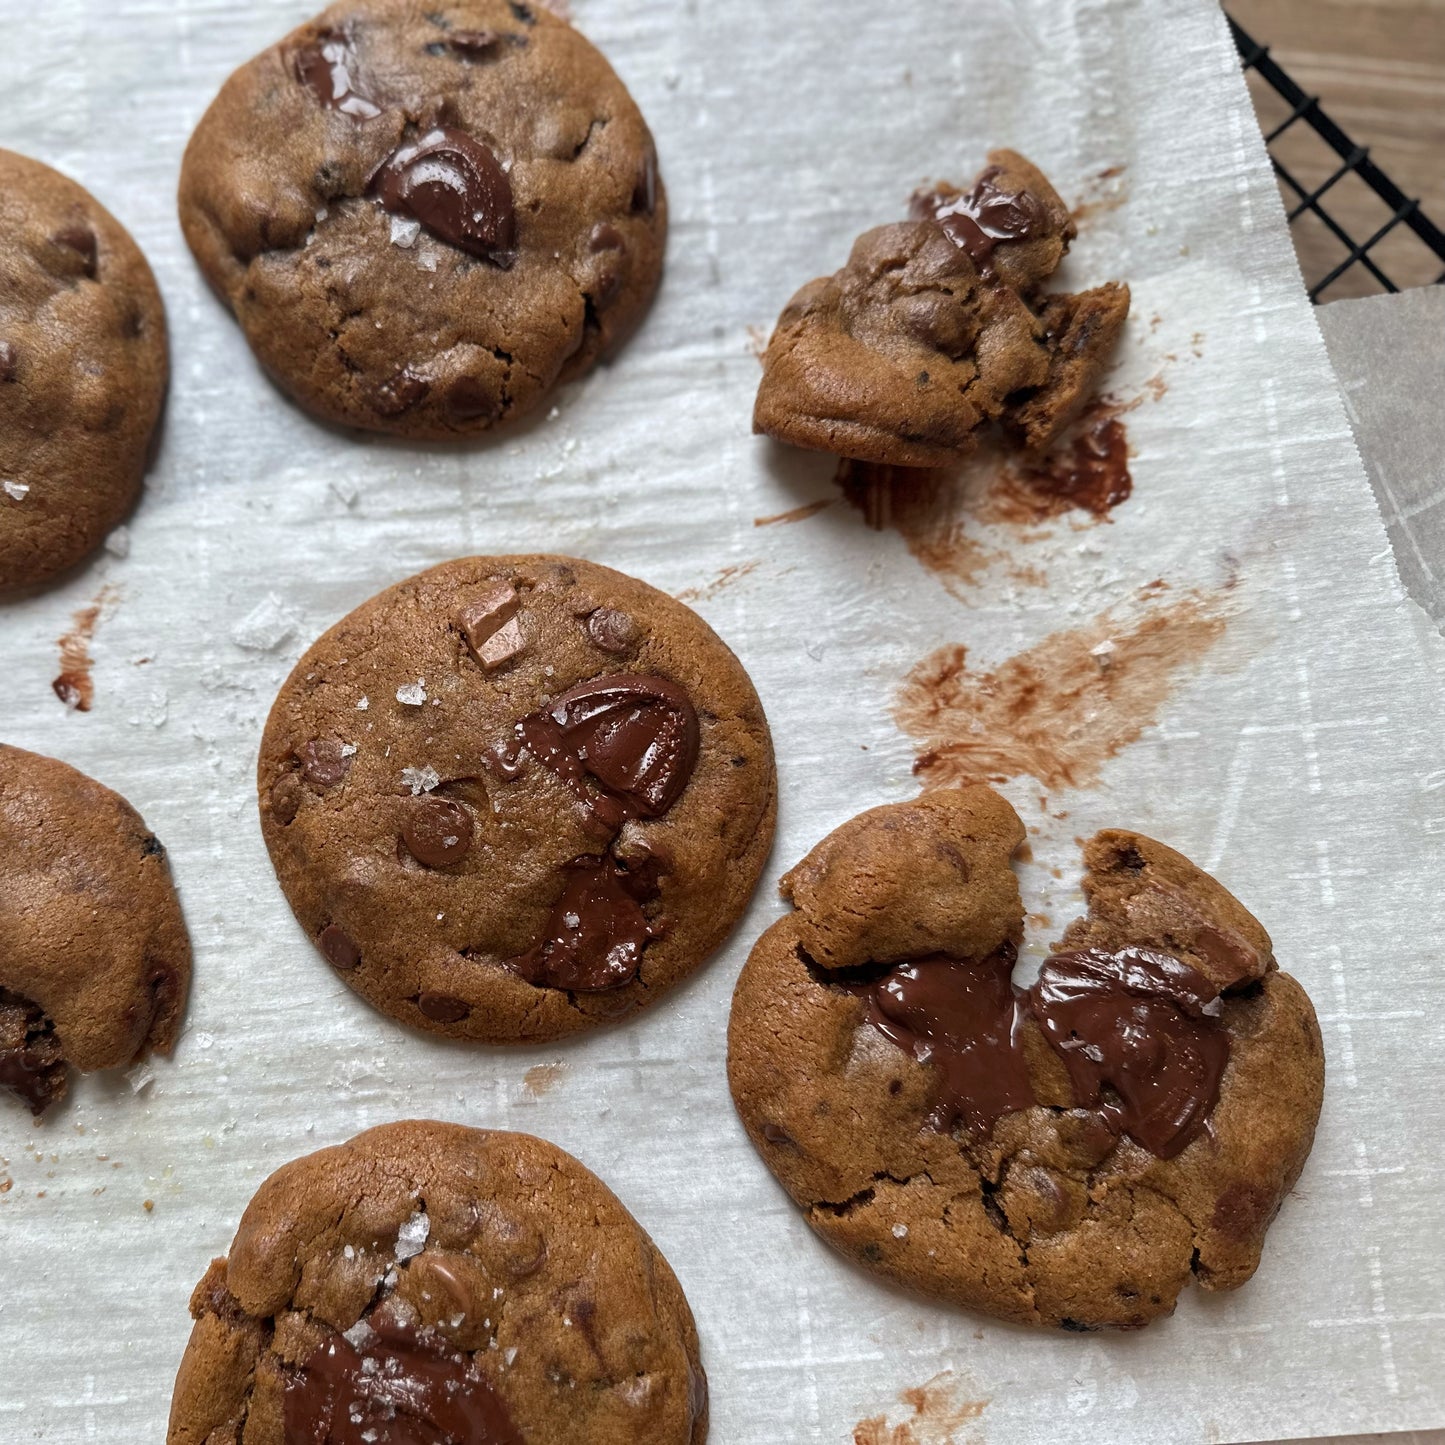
top-left (1230, 0), bottom-right (1445, 297)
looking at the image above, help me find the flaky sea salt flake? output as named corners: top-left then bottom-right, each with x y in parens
top-left (396, 1209), bottom-right (430, 1260)
top-left (401, 765), bottom-right (441, 795)
top-left (104, 525), bottom-right (131, 558)
top-left (357, 695), bottom-right (370, 710)
top-left (396, 680), bottom-right (427, 706)
top-left (390, 216), bottom-right (422, 248)
top-left (2, 480), bottom-right (29, 501)
top-left (231, 593), bottom-right (303, 652)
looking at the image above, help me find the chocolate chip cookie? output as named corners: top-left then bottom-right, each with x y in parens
top-left (179, 0), bottom-right (665, 439)
top-left (258, 555), bottom-right (775, 1042)
top-left (167, 1121), bottom-right (708, 1443)
top-left (0, 745), bottom-right (191, 1116)
top-left (0, 150), bottom-right (168, 593)
top-left (727, 787), bottom-right (1324, 1330)
top-left (754, 151), bottom-right (1129, 467)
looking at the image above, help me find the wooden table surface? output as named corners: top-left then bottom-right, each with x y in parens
top-left (1229, 0), bottom-right (1445, 298)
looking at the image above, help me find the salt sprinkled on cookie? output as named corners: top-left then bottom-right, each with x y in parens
top-left (396, 680), bottom-right (427, 705)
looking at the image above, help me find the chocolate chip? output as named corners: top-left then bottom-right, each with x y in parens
top-left (301, 738), bottom-right (352, 788)
top-left (585, 607), bottom-right (639, 654)
top-left (589, 222), bottom-right (625, 253)
top-left (319, 924), bottom-right (361, 970)
top-left (54, 224), bottom-right (97, 278)
top-left (402, 796), bottom-right (474, 868)
top-left (444, 374), bottom-right (499, 421)
top-left (761, 1123), bottom-right (795, 1146)
top-left (270, 773), bottom-right (304, 825)
top-left (374, 368), bottom-right (430, 416)
top-left (0, 341), bottom-right (17, 383)
top-left (447, 28), bottom-right (504, 53)
top-left (373, 126), bottom-right (516, 265)
top-left (417, 991), bottom-right (470, 1022)
top-left (630, 147), bottom-right (658, 216)
top-left (140, 833), bottom-right (167, 858)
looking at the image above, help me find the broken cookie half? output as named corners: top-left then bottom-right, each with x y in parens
top-left (726, 785), bottom-right (1323, 1330)
top-left (0, 745), bottom-right (192, 1117)
top-left (753, 150), bottom-right (1130, 467)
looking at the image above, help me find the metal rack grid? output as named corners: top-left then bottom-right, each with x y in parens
top-left (1229, 13), bottom-right (1445, 301)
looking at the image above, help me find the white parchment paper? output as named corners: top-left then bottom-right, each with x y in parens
top-left (1, 1), bottom-right (1444, 1441)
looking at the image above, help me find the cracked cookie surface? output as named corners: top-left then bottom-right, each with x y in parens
top-left (258, 555), bottom-right (776, 1043)
top-left (178, 0), bottom-right (665, 439)
top-left (727, 786), bottom-right (1324, 1330)
top-left (0, 745), bottom-right (191, 1116)
top-left (753, 150), bottom-right (1128, 467)
top-left (166, 1121), bottom-right (708, 1443)
top-left (0, 149), bottom-right (167, 592)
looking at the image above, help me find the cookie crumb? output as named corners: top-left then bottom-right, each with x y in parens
top-left (143, 1199), bottom-right (155, 1212)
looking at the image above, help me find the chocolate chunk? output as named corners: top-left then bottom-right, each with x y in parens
top-left (374, 367), bottom-right (431, 417)
top-left (589, 223), bottom-right (625, 254)
top-left (459, 582), bottom-right (528, 672)
top-left (445, 374), bottom-right (499, 422)
top-left (417, 991), bottom-right (470, 1022)
top-left (53, 224), bottom-right (98, 278)
top-left (911, 166), bottom-right (1046, 275)
top-left (0, 991), bottom-right (67, 1117)
top-left (848, 950), bottom-right (1035, 1137)
top-left (517, 673), bottom-right (699, 822)
top-left (1029, 946), bottom-right (1228, 1160)
top-left (402, 796), bottom-right (474, 868)
top-left (585, 607), bottom-right (639, 654)
top-left (631, 147), bottom-right (658, 216)
top-left (374, 127), bottom-right (516, 265)
top-left (301, 738), bottom-right (352, 788)
top-left (761, 1122), bottom-right (794, 1145)
top-left (508, 855), bottom-right (653, 991)
top-left (0, 341), bottom-right (17, 383)
top-left (319, 924), bottom-right (361, 970)
top-left (293, 31), bottom-right (382, 119)
top-left (284, 1312), bottom-right (520, 1444)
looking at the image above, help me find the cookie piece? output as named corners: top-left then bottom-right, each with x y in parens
top-left (179, 0), bottom-right (665, 439)
top-left (0, 746), bottom-right (191, 1115)
top-left (727, 787), bottom-right (1323, 1330)
top-left (753, 150), bottom-right (1129, 467)
top-left (258, 555), bottom-right (775, 1043)
top-left (0, 150), bottom-right (168, 592)
top-left (167, 1121), bottom-right (708, 1443)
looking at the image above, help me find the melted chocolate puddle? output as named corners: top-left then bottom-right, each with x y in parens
top-left (52, 585), bottom-right (117, 712)
top-left (285, 1313), bottom-right (522, 1444)
top-left (844, 943), bottom-right (1230, 1159)
top-left (501, 674), bottom-right (699, 992)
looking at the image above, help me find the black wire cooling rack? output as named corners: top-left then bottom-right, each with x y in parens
top-left (1229, 13), bottom-right (1445, 301)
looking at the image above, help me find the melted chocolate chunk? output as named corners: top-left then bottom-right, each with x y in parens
top-left (402, 796), bottom-right (473, 868)
top-left (1030, 946), bottom-right (1228, 1160)
top-left (517, 673), bottom-right (699, 823)
top-left (850, 944), bottom-right (1230, 1157)
top-left (294, 31), bottom-right (382, 119)
top-left (284, 1313), bottom-right (522, 1445)
top-left (417, 991), bottom-right (470, 1023)
top-left (374, 127), bottom-right (516, 265)
top-left (848, 952), bottom-right (1034, 1136)
top-left (508, 855), bottom-right (654, 992)
top-left (0, 341), bottom-right (17, 383)
top-left (912, 167), bottom-right (1046, 274)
